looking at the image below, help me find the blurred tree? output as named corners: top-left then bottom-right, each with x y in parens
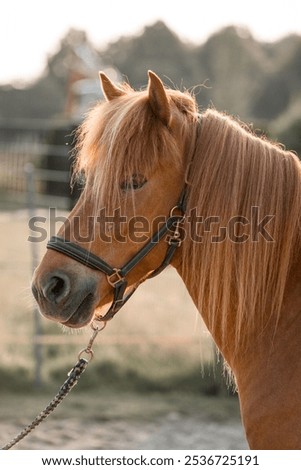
top-left (0, 22), bottom-right (301, 156)
top-left (279, 119), bottom-right (301, 155)
top-left (193, 26), bottom-right (268, 116)
top-left (103, 21), bottom-right (197, 90)
top-left (251, 75), bottom-right (290, 119)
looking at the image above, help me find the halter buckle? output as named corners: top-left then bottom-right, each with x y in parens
top-left (167, 211), bottom-right (185, 247)
top-left (107, 268), bottom-right (125, 286)
top-left (166, 234), bottom-right (183, 247)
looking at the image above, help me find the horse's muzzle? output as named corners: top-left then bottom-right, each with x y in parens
top-left (31, 269), bottom-right (99, 328)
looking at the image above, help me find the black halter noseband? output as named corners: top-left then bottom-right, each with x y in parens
top-left (47, 192), bottom-right (186, 322)
top-left (47, 116), bottom-right (200, 322)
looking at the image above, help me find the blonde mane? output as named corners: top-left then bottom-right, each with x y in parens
top-left (75, 84), bottom-right (301, 353)
top-left (182, 109), bottom-right (301, 353)
top-left (74, 85), bottom-right (197, 211)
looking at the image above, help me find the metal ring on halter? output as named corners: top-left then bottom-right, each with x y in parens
top-left (78, 348), bottom-right (94, 362)
top-left (91, 320), bottom-right (107, 332)
top-left (77, 320), bottom-right (107, 361)
top-left (169, 205), bottom-right (185, 221)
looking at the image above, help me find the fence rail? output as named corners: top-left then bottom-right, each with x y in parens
top-left (2, 334), bottom-right (199, 347)
top-left (0, 119), bottom-right (77, 209)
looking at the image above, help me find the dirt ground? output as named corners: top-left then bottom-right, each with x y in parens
top-left (2, 416), bottom-right (247, 450)
top-left (1, 393), bottom-right (248, 450)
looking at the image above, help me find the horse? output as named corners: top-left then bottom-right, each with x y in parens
top-left (32, 71), bottom-right (301, 449)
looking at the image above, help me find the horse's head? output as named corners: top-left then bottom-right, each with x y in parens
top-left (32, 71), bottom-right (198, 328)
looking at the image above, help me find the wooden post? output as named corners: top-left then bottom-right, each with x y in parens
top-left (25, 163), bottom-right (43, 388)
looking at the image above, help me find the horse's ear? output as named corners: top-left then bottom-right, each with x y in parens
top-left (99, 72), bottom-right (125, 101)
top-left (147, 71), bottom-right (171, 126)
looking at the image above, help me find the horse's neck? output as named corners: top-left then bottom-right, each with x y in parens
top-left (236, 251), bottom-right (301, 448)
top-left (176, 243), bottom-right (301, 449)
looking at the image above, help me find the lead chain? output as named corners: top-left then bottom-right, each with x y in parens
top-left (2, 321), bottom-right (107, 450)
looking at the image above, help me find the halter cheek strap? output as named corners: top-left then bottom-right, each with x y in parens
top-left (46, 198), bottom-right (185, 321)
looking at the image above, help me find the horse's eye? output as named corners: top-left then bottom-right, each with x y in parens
top-left (120, 174), bottom-right (147, 191)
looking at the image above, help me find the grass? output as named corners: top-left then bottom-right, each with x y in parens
top-left (0, 389), bottom-right (240, 425)
top-left (0, 343), bottom-right (231, 395)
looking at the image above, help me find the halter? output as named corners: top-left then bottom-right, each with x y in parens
top-left (47, 116), bottom-right (201, 322)
top-left (47, 192), bottom-right (186, 322)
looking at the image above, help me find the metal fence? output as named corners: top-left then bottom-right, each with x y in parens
top-left (0, 119), bottom-right (80, 387)
top-left (0, 119), bottom-right (78, 209)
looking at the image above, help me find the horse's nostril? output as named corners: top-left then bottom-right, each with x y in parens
top-left (50, 276), bottom-right (65, 295)
top-left (42, 273), bottom-right (71, 304)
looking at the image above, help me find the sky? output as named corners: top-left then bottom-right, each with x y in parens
top-left (1, 0), bottom-right (301, 85)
